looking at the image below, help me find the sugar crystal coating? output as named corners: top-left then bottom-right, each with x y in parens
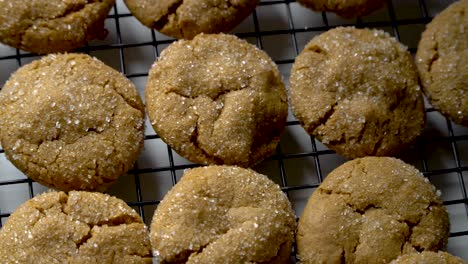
top-left (150, 165), bottom-right (296, 263)
top-left (391, 251), bottom-right (467, 264)
top-left (0, 191), bottom-right (152, 263)
top-left (0, 53), bottom-right (145, 191)
top-left (297, 157), bottom-right (450, 263)
top-left (290, 27), bottom-right (425, 159)
top-left (146, 33), bottom-right (288, 167)
top-left (416, 0), bottom-right (468, 126)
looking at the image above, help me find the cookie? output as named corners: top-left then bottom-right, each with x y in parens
top-left (0, 0), bottom-right (114, 54)
top-left (146, 33), bottom-right (288, 167)
top-left (297, 0), bottom-right (386, 18)
top-left (124, 0), bottom-right (259, 39)
top-left (391, 251), bottom-right (467, 264)
top-left (290, 27), bottom-right (425, 159)
top-left (0, 191), bottom-right (152, 263)
top-left (297, 157), bottom-right (450, 263)
top-left (150, 166), bottom-right (295, 263)
top-left (416, 0), bottom-right (468, 126)
top-left (0, 53), bottom-right (145, 192)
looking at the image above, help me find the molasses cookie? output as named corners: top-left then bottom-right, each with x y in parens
top-left (416, 0), bottom-right (468, 126)
top-left (0, 0), bottom-right (114, 54)
top-left (297, 157), bottom-right (450, 264)
top-left (391, 251), bottom-right (467, 264)
top-left (297, 0), bottom-right (386, 18)
top-left (150, 166), bottom-right (295, 263)
top-left (0, 191), bottom-right (152, 263)
top-left (0, 53), bottom-right (145, 191)
top-left (146, 33), bottom-right (288, 167)
top-left (290, 27), bottom-right (425, 159)
top-left (124, 0), bottom-right (259, 39)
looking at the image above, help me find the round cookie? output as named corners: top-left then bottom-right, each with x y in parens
top-left (297, 0), bottom-right (386, 18)
top-left (0, 0), bottom-right (114, 54)
top-left (296, 157), bottom-right (450, 264)
top-left (416, 0), bottom-right (468, 126)
top-left (124, 0), bottom-right (259, 39)
top-left (146, 33), bottom-right (288, 167)
top-left (290, 27), bottom-right (425, 159)
top-left (0, 53), bottom-right (145, 192)
top-left (0, 191), bottom-right (152, 263)
top-left (391, 251), bottom-right (467, 264)
top-left (150, 166), bottom-right (295, 263)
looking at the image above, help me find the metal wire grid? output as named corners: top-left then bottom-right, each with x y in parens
top-left (0, 0), bottom-right (467, 260)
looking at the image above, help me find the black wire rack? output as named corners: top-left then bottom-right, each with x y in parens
top-left (0, 0), bottom-right (467, 261)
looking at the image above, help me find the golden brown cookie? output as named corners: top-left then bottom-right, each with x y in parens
top-left (0, 191), bottom-right (152, 263)
top-left (124, 0), bottom-right (259, 39)
top-left (290, 27), bottom-right (425, 159)
top-left (297, 157), bottom-right (450, 264)
top-left (416, 0), bottom-right (468, 126)
top-left (150, 166), bottom-right (295, 263)
top-left (391, 251), bottom-right (467, 264)
top-left (297, 0), bottom-right (386, 18)
top-left (0, 53), bottom-right (145, 192)
top-left (146, 33), bottom-right (288, 167)
top-left (0, 0), bottom-right (114, 54)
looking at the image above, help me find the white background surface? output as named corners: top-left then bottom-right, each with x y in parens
top-left (0, 0), bottom-right (467, 261)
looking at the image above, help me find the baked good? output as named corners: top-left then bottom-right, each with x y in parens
top-left (0, 53), bottom-right (145, 191)
top-left (124, 0), bottom-right (259, 39)
top-left (391, 251), bottom-right (467, 264)
top-left (290, 27), bottom-right (425, 159)
top-left (297, 157), bottom-right (450, 263)
top-left (0, 191), bottom-right (152, 263)
top-left (296, 0), bottom-right (386, 18)
top-left (0, 0), bottom-right (114, 54)
top-left (145, 33), bottom-right (288, 167)
top-left (150, 165), bottom-right (295, 263)
top-left (416, 0), bottom-right (468, 126)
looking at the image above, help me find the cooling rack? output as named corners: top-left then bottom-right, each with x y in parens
top-left (0, 0), bottom-right (467, 261)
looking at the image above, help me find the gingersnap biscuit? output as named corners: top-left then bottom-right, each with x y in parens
top-left (391, 251), bottom-right (467, 264)
top-left (150, 166), bottom-right (295, 263)
top-left (0, 53), bottom-right (145, 192)
top-left (0, 191), bottom-right (152, 263)
top-left (146, 33), bottom-right (288, 167)
top-left (297, 0), bottom-right (386, 18)
top-left (290, 27), bottom-right (425, 159)
top-left (416, 0), bottom-right (468, 126)
top-left (297, 157), bottom-right (450, 264)
top-left (124, 0), bottom-right (259, 39)
top-left (0, 0), bottom-right (114, 54)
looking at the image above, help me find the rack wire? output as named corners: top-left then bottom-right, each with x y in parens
top-left (0, 0), bottom-right (467, 261)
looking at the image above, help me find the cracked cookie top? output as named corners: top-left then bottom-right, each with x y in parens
top-left (296, 0), bottom-right (386, 18)
top-left (0, 0), bottom-right (114, 54)
top-left (0, 191), bottom-right (152, 263)
top-left (150, 165), bottom-right (295, 263)
top-left (297, 157), bottom-right (450, 264)
top-left (145, 33), bottom-right (288, 167)
top-left (290, 27), bottom-right (425, 159)
top-left (0, 53), bottom-right (145, 191)
top-left (391, 251), bottom-right (467, 264)
top-left (124, 0), bottom-right (259, 39)
top-left (416, 0), bottom-right (468, 126)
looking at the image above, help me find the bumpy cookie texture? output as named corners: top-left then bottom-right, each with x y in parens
top-left (124, 0), bottom-right (259, 39)
top-left (416, 0), bottom-right (468, 126)
top-left (297, 0), bottom-right (386, 18)
top-left (150, 166), bottom-right (295, 263)
top-left (391, 251), bottom-right (467, 264)
top-left (146, 34), bottom-right (288, 167)
top-left (297, 157), bottom-right (450, 264)
top-left (0, 0), bottom-right (114, 54)
top-left (0, 53), bottom-right (145, 191)
top-left (0, 191), bottom-right (152, 263)
top-left (290, 27), bottom-right (425, 159)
